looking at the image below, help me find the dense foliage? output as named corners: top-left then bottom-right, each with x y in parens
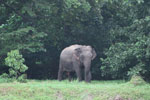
top-left (101, 0), bottom-right (150, 80)
top-left (0, 0), bottom-right (150, 80)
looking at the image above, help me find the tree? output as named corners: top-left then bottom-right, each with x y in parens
top-left (101, 0), bottom-right (150, 80)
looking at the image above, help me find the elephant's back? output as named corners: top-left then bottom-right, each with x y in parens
top-left (60, 44), bottom-right (81, 57)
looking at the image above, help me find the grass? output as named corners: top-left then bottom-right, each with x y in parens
top-left (0, 79), bottom-right (150, 100)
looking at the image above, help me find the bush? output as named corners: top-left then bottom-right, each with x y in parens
top-left (129, 75), bottom-right (146, 86)
top-left (4, 49), bottom-right (28, 82)
top-left (0, 75), bottom-right (16, 83)
top-left (17, 74), bottom-right (28, 83)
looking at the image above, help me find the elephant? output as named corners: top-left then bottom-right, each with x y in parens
top-left (57, 44), bottom-right (96, 82)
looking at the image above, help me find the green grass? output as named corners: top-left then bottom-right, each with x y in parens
top-left (0, 79), bottom-right (150, 100)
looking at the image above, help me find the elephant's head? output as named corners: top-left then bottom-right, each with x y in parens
top-left (74, 45), bottom-right (96, 62)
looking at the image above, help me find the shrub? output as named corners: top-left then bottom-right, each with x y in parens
top-left (4, 50), bottom-right (28, 82)
top-left (129, 75), bottom-right (146, 86)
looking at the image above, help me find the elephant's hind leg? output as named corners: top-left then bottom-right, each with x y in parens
top-left (58, 65), bottom-right (63, 81)
top-left (66, 72), bottom-right (71, 81)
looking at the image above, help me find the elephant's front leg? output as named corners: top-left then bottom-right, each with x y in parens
top-left (85, 69), bottom-right (91, 82)
top-left (73, 62), bottom-right (82, 81)
top-left (84, 61), bottom-right (92, 82)
top-left (75, 68), bottom-right (82, 81)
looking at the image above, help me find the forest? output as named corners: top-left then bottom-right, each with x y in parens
top-left (1, 0), bottom-right (150, 100)
top-left (0, 0), bottom-right (150, 81)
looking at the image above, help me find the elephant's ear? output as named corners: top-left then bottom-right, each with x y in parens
top-left (92, 48), bottom-right (97, 60)
top-left (74, 48), bottom-right (82, 60)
